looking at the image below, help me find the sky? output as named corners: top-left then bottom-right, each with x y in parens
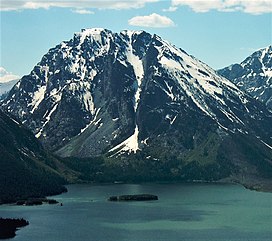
top-left (0, 0), bottom-right (271, 79)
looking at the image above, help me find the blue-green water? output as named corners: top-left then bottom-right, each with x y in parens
top-left (0, 183), bottom-right (271, 241)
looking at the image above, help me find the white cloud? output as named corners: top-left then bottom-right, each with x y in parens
top-left (163, 6), bottom-right (178, 12)
top-left (128, 13), bottom-right (175, 28)
top-left (170, 0), bottom-right (272, 14)
top-left (1, 0), bottom-right (159, 11)
top-left (1, 0), bottom-right (270, 14)
top-left (0, 67), bottom-right (20, 83)
top-left (72, 9), bottom-right (94, 15)
top-left (172, 0), bottom-right (221, 12)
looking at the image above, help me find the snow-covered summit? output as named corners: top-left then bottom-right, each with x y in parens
top-left (0, 67), bottom-right (19, 97)
top-left (0, 67), bottom-right (20, 83)
top-left (218, 45), bottom-right (272, 110)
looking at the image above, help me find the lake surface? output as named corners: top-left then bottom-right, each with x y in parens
top-left (0, 183), bottom-right (271, 241)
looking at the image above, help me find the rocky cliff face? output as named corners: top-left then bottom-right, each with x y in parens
top-left (218, 46), bottom-right (272, 110)
top-left (2, 29), bottom-right (272, 184)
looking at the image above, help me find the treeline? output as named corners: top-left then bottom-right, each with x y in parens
top-left (0, 110), bottom-right (67, 204)
top-left (60, 149), bottom-right (232, 184)
top-left (60, 131), bottom-right (272, 184)
top-left (0, 145), bottom-right (67, 203)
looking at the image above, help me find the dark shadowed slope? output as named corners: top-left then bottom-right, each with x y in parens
top-left (0, 110), bottom-right (77, 203)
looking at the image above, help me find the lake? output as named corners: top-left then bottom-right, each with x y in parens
top-left (0, 183), bottom-right (271, 241)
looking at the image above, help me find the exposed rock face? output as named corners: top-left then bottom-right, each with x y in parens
top-left (1, 29), bottom-right (272, 184)
top-left (218, 46), bottom-right (272, 110)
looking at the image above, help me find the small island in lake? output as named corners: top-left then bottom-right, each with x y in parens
top-left (108, 194), bottom-right (158, 201)
top-left (0, 218), bottom-right (29, 239)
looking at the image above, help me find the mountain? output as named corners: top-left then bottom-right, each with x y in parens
top-left (0, 110), bottom-right (76, 203)
top-left (218, 46), bottom-right (272, 110)
top-left (0, 67), bottom-right (19, 98)
top-left (2, 29), bottom-right (272, 188)
top-left (0, 79), bottom-right (19, 99)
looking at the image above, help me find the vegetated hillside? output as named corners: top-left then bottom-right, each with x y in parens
top-left (2, 29), bottom-right (272, 190)
top-left (218, 46), bottom-right (272, 110)
top-left (60, 131), bottom-right (272, 192)
top-left (0, 110), bottom-right (78, 203)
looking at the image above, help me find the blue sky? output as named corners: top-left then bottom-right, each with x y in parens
top-left (1, 0), bottom-right (271, 78)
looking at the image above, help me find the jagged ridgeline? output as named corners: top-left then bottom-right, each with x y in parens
top-left (218, 46), bottom-right (272, 110)
top-left (2, 28), bottom-right (272, 186)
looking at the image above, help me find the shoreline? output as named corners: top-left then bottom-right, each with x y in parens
top-left (0, 218), bottom-right (29, 240)
top-left (0, 187), bottom-right (67, 205)
top-left (1, 179), bottom-right (271, 206)
top-left (60, 179), bottom-right (272, 193)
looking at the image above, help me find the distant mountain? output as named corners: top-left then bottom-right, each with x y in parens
top-left (0, 79), bottom-right (19, 99)
top-left (0, 67), bottom-right (19, 98)
top-left (2, 29), bottom-right (272, 188)
top-left (218, 46), bottom-right (272, 110)
top-left (0, 110), bottom-right (74, 203)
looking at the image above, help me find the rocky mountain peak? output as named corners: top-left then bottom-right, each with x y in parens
top-left (218, 45), bottom-right (272, 109)
top-left (1, 30), bottom-right (272, 163)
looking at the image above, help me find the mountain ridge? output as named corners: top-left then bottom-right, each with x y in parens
top-left (218, 46), bottom-right (272, 110)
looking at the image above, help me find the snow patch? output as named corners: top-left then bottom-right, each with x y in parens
top-left (83, 89), bottom-right (95, 114)
top-left (11, 117), bottom-right (20, 125)
top-left (30, 85), bottom-right (46, 113)
top-left (141, 138), bottom-right (149, 145)
top-left (170, 115), bottom-right (177, 125)
top-left (164, 81), bottom-right (175, 101)
top-left (160, 56), bottom-right (181, 70)
top-left (35, 103), bottom-right (59, 138)
top-left (265, 70), bottom-right (272, 77)
top-left (260, 139), bottom-right (272, 150)
top-left (126, 33), bottom-right (144, 112)
top-left (78, 28), bottom-right (105, 45)
top-left (109, 126), bottom-right (140, 154)
top-left (79, 108), bottom-right (101, 134)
